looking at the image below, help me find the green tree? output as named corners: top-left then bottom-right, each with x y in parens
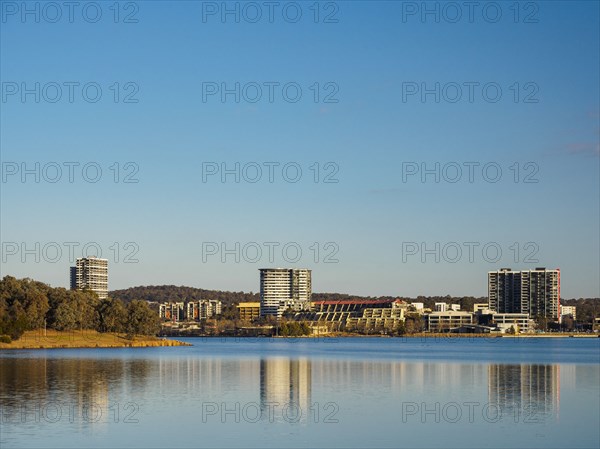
top-left (53, 300), bottom-right (79, 331)
top-left (46, 287), bottom-right (71, 329)
top-left (396, 321), bottom-right (406, 336)
top-left (126, 300), bottom-right (160, 337)
top-left (0, 276), bottom-right (49, 338)
top-left (97, 298), bottom-right (127, 333)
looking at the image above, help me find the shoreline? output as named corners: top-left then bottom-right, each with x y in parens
top-left (2, 331), bottom-right (597, 349)
top-left (167, 332), bottom-right (599, 339)
top-left (0, 330), bottom-right (191, 350)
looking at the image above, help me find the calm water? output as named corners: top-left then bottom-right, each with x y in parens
top-left (1, 337), bottom-right (599, 448)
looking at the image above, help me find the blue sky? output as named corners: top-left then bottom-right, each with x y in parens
top-left (1, 1), bottom-right (598, 298)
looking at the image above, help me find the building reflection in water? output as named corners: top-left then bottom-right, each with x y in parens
top-left (488, 364), bottom-right (560, 418)
top-left (260, 358), bottom-right (311, 421)
top-left (0, 354), bottom-right (565, 431)
top-left (311, 359), bottom-right (490, 394)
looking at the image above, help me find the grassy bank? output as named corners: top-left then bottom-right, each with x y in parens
top-left (0, 329), bottom-right (191, 349)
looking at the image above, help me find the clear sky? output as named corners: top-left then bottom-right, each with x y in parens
top-left (1, 1), bottom-right (598, 298)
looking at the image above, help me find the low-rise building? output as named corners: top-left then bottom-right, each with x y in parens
top-left (450, 304), bottom-right (461, 311)
top-left (202, 300), bottom-right (222, 318)
top-left (427, 311), bottom-right (473, 332)
top-left (304, 298), bottom-right (406, 331)
top-left (492, 313), bottom-right (532, 333)
top-left (346, 308), bottom-right (405, 332)
top-left (434, 302), bottom-right (448, 312)
top-left (237, 302), bottom-right (261, 321)
top-left (560, 306), bottom-right (576, 321)
top-left (473, 303), bottom-right (490, 313)
top-left (160, 300), bottom-right (221, 322)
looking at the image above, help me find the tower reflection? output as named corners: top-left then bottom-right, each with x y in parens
top-left (260, 358), bottom-right (311, 420)
top-left (488, 364), bottom-right (560, 418)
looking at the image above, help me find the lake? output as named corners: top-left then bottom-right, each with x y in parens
top-left (1, 337), bottom-right (599, 448)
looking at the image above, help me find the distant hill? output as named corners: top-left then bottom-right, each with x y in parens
top-left (109, 286), bottom-right (486, 311)
top-left (110, 285), bottom-right (259, 307)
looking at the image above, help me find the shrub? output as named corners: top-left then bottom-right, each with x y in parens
top-left (0, 335), bottom-right (12, 343)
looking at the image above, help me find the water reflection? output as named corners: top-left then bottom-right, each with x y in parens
top-left (0, 345), bottom-right (597, 448)
top-left (0, 357), bottom-right (563, 421)
top-left (260, 358), bottom-right (311, 421)
top-left (488, 364), bottom-right (560, 419)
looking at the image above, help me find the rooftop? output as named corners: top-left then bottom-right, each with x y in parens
top-left (311, 298), bottom-right (405, 306)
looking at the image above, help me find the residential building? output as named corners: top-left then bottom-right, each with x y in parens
top-left (201, 300), bottom-right (222, 318)
top-left (434, 302), bottom-right (447, 312)
top-left (427, 311), bottom-right (473, 332)
top-left (186, 300), bottom-right (222, 320)
top-left (560, 306), bottom-right (576, 321)
top-left (411, 302), bottom-right (424, 311)
top-left (70, 257), bottom-right (108, 299)
top-left (237, 302), bottom-right (261, 321)
top-left (450, 304), bottom-right (461, 311)
top-left (159, 302), bottom-right (185, 321)
top-left (310, 298), bottom-right (405, 319)
top-left (259, 268), bottom-right (312, 317)
top-left (345, 307), bottom-right (405, 332)
top-left (300, 298), bottom-right (406, 331)
top-left (488, 268), bottom-right (560, 320)
top-left (473, 303), bottom-right (490, 313)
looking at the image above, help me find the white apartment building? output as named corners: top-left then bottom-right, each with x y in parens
top-left (434, 302), bottom-right (448, 312)
top-left (260, 268), bottom-right (312, 317)
top-left (560, 305), bottom-right (576, 321)
top-left (186, 300), bottom-right (222, 320)
top-left (492, 313), bottom-right (533, 333)
top-left (427, 311), bottom-right (474, 332)
top-left (70, 257), bottom-right (108, 299)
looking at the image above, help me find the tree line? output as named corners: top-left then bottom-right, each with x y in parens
top-left (111, 285), bottom-right (259, 306)
top-left (0, 276), bottom-right (159, 342)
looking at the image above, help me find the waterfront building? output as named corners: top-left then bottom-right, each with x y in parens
top-left (237, 302), bottom-right (261, 321)
top-left (560, 306), bottom-right (576, 321)
top-left (70, 257), bottom-right (108, 299)
top-left (491, 313), bottom-right (533, 333)
top-left (345, 307), bottom-right (405, 332)
top-left (300, 298), bottom-right (406, 332)
top-left (259, 268), bottom-right (312, 317)
top-left (426, 311), bottom-right (474, 332)
top-left (488, 268), bottom-right (560, 320)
